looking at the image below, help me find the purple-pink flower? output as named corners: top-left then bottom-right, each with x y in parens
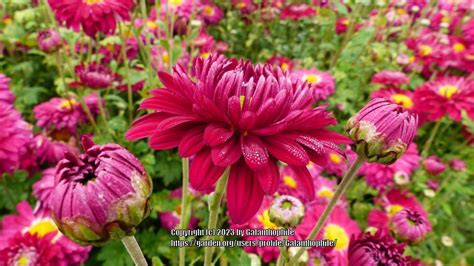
top-left (126, 54), bottom-right (350, 224)
top-left (291, 68), bottom-right (335, 101)
top-left (0, 73), bottom-right (14, 105)
top-left (37, 28), bottom-right (62, 53)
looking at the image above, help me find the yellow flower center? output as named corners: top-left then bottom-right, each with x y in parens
top-left (3, 17), bottom-right (12, 25)
top-left (147, 21), bottom-right (157, 30)
top-left (17, 256), bottom-right (29, 266)
top-left (83, 0), bottom-right (104, 5)
top-left (391, 93), bottom-right (414, 109)
top-left (441, 16), bottom-right (451, 23)
top-left (387, 204), bottom-right (404, 218)
top-left (342, 19), bottom-right (350, 25)
top-left (329, 152), bottom-right (342, 164)
top-left (453, 43), bottom-right (465, 53)
top-left (303, 74), bottom-right (321, 85)
top-left (409, 56), bottom-right (415, 62)
top-left (27, 219), bottom-right (58, 238)
top-left (58, 99), bottom-right (78, 110)
top-left (162, 51), bottom-right (170, 64)
top-left (201, 52), bottom-right (210, 59)
top-left (281, 63), bottom-right (289, 71)
top-left (438, 85), bottom-right (459, 99)
top-left (317, 187), bottom-right (334, 199)
top-left (203, 5), bottom-right (215, 16)
top-left (258, 210), bottom-right (279, 229)
top-left (397, 8), bottom-right (407, 15)
top-left (324, 224), bottom-right (349, 251)
top-left (169, 0), bottom-right (184, 7)
top-left (283, 175), bottom-right (297, 189)
top-left (419, 45), bottom-right (432, 56)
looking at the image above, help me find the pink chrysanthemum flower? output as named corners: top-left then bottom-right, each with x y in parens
top-left (291, 69), bottom-right (335, 101)
top-left (126, 54), bottom-right (350, 224)
top-left (199, 2), bottom-right (224, 25)
top-left (297, 204), bottom-right (361, 264)
top-left (391, 208), bottom-right (430, 243)
top-left (0, 73), bottom-right (14, 105)
top-left (33, 168), bottom-right (56, 214)
top-left (160, 0), bottom-right (194, 19)
top-left (336, 17), bottom-right (350, 34)
top-left (360, 143), bottom-right (420, 190)
top-left (230, 197), bottom-right (281, 263)
top-left (413, 76), bottom-right (474, 121)
top-left (48, 0), bottom-right (134, 37)
top-left (450, 159), bottom-right (466, 171)
top-left (368, 189), bottom-right (430, 235)
top-left (49, 136), bottom-right (152, 245)
top-left (33, 97), bottom-right (84, 133)
top-left (277, 165), bottom-right (314, 203)
top-left (463, 19), bottom-right (474, 45)
top-left (371, 70), bottom-right (409, 87)
top-left (370, 88), bottom-right (415, 111)
top-left (322, 150), bottom-right (347, 177)
top-left (0, 104), bottom-right (33, 174)
top-left (423, 155), bottom-right (447, 175)
top-left (348, 232), bottom-right (416, 266)
top-left (231, 0), bottom-right (255, 14)
top-left (159, 188), bottom-right (199, 230)
top-left (70, 62), bottom-right (118, 89)
top-left (37, 28), bottom-right (62, 53)
top-left (280, 3), bottom-right (316, 20)
top-left (35, 130), bottom-right (79, 165)
top-left (0, 201), bottom-right (91, 265)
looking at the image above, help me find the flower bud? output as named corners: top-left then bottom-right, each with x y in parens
top-left (346, 98), bottom-right (418, 164)
top-left (391, 208), bottom-right (429, 243)
top-left (449, 159), bottom-right (466, 171)
top-left (268, 195), bottom-right (304, 228)
top-left (423, 156), bottom-right (446, 175)
top-left (37, 29), bottom-right (62, 53)
top-left (49, 136), bottom-right (152, 246)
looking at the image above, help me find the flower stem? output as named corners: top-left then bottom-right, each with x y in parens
top-left (122, 236), bottom-right (148, 266)
top-left (288, 155), bottom-right (365, 264)
top-left (178, 158), bottom-right (190, 266)
top-left (421, 119), bottom-right (442, 158)
top-left (204, 168), bottom-right (231, 266)
top-left (118, 24), bottom-right (134, 125)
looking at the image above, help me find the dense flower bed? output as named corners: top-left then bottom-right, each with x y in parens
top-left (0, 0), bottom-right (473, 265)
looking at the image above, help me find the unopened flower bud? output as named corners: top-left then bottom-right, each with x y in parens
top-left (37, 28), bottom-right (62, 53)
top-left (391, 208), bottom-right (429, 243)
top-left (346, 98), bottom-right (418, 164)
top-left (423, 156), bottom-right (446, 175)
top-left (268, 195), bottom-right (304, 228)
top-left (49, 136), bottom-right (152, 246)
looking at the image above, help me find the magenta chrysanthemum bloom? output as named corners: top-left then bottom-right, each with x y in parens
top-left (37, 28), bottom-right (62, 53)
top-left (199, 2), bottom-right (224, 25)
top-left (0, 73), bottom-right (14, 105)
top-left (266, 55), bottom-right (295, 72)
top-left (33, 168), bottom-right (56, 214)
top-left (48, 0), bottom-right (134, 37)
top-left (361, 143), bottom-right (420, 190)
top-left (0, 104), bottom-right (33, 174)
top-left (391, 208), bottom-right (430, 243)
top-left (35, 132), bottom-right (79, 165)
top-left (336, 17), bottom-right (350, 34)
top-left (413, 77), bottom-right (474, 121)
top-left (33, 97), bottom-right (84, 133)
top-left (0, 201), bottom-right (91, 265)
top-left (450, 159), bottom-right (466, 171)
top-left (348, 232), bottom-right (415, 266)
top-left (291, 69), bottom-right (335, 101)
top-left (370, 88), bottom-right (415, 111)
top-left (346, 98), bottom-right (418, 164)
top-left (462, 19), bottom-right (474, 45)
top-left (297, 204), bottom-right (361, 263)
top-left (70, 63), bottom-right (118, 89)
top-left (371, 70), bottom-right (409, 87)
top-left (126, 55), bottom-right (350, 224)
top-left (49, 136), bottom-right (152, 245)
top-left (423, 155), bottom-right (446, 175)
top-left (280, 3), bottom-right (316, 20)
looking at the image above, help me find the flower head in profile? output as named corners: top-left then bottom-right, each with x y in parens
top-left (0, 104), bottom-right (33, 175)
top-left (391, 208), bottom-right (430, 243)
top-left (49, 136), bottom-right (152, 245)
top-left (346, 98), bottom-right (418, 164)
top-left (126, 54), bottom-right (350, 224)
top-left (371, 70), bottom-right (410, 87)
top-left (33, 97), bottom-right (84, 133)
top-left (348, 231), bottom-right (415, 266)
top-left (266, 55), bottom-right (295, 72)
top-left (280, 3), bottom-right (316, 20)
top-left (0, 73), bottom-right (14, 105)
top-left (0, 201), bottom-right (91, 265)
top-left (48, 0), bottom-right (134, 37)
top-left (423, 155), bottom-right (447, 175)
top-left (37, 28), bottom-right (62, 53)
top-left (70, 63), bottom-right (118, 89)
top-left (291, 68), bottom-right (335, 101)
top-left (413, 77), bottom-right (474, 121)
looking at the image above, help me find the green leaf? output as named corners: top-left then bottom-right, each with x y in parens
top-left (96, 240), bottom-right (133, 266)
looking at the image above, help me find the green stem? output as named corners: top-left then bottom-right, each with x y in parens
top-left (288, 155), bottom-right (365, 264)
top-left (178, 158), bottom-right (190, 266)
top-left (122, 236), bottom-right (148, 266)
top-left (276, 235), bottom-right (288, 266)
top-left (96, 92), bottom-right (116, 140)
top-left (203, 168), bottom-right (231, 266)
top-left (421, 119), bottom-right (442, 158)
top-left (118, 24), bottom-right (134, 124)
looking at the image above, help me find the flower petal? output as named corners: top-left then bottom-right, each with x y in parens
top-left (178, 126), bottom-right (205, 157)
top-left (254, 159), bottom-right (280, 194)
top-left (241, 135), bottom-right (268, 170)
top-left (291, 166), bottom-right (315, 201)
top-left (190, 148), bottom-right (226, 191)
top-left (265, 135), bottom-right (309, 166)
top-left (203, 123), bottom-right (234, 147)
top-left (211, 137), bottom-right (241, 166)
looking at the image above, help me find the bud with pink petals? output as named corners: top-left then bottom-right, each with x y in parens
top-left (37, 29), bottom-right (62, 53)
top-left (391, 208), bottom-right (430, 243)
top-left (423, 156), bottom-right (446, 175)
top-left (346, 98), bottom-right (418, 164)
